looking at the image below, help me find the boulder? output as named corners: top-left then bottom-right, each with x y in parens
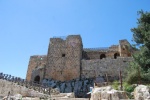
top-left (52, 92), bottom-right (75, 98)
top-left (3, 94), bottom-right (22, 100)
top-left (12, 94), bottom-right (22, 99)
top-left (66, 92), bottom-right (75, 98)
top-left (65, 82), bottom-right (72, 93)
top-left (90, 86), bottom-right (128, 100)
top-left (134, 85), bottom-right (150, 100)
top-left (51, 88), bottom-right (60, 95)
top-left (22, 97), bottom-right (40, 100)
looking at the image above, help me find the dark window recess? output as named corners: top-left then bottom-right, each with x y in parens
top-left (123, 60), bottom-right (127, 62)
top-left (62, 54), bottom-right (66, 57)
top-left (100, 54), bottom-right (106, 59)
top-left (34, 76), bottom-right (40, 84)
top-left (114, 53), bottom-right (120, 59)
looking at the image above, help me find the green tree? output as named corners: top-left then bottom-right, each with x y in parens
top-left (126, 10), bottom-right (150, 84)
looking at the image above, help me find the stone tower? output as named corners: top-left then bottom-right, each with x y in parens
top-left (26, 55), bottom-right (47, 82)
top-left (119, 39), bottom-right (132, 57)
top-left (45, 35), bottom-right (83, 81)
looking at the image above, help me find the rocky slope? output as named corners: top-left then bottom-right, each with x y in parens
top-left (0, 79), bottom-right (90, 100)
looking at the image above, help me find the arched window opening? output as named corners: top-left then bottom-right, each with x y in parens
top-left (100, 54), bottom-right (106, 59)
top-left (114, 53), bottom-right (120, 59)
top-left (34, 75), bottom-right (40, 84)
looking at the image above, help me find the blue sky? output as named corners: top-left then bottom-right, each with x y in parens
top-left (0, 0), bottom-right (149, 79)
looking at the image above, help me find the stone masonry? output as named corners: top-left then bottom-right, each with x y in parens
top-left (26, 55), bottom-right (47, 82)
top-left (46, 35), bottom-right (82, 81)
top-left (26, 35), bottom-right (134, 83)
top-left (81, 57), bottom-right (133, 78)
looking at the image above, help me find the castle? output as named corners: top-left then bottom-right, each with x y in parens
top-left (26, 35), bottom-right (133, 83)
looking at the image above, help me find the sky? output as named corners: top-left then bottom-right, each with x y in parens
top-left (0, 0), bottom-right (150, 79)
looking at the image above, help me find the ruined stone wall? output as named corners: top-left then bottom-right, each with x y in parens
top-left (82, 51), bottom-right (107, 60)
top-left (46, 35), bottom-right (82, 81)
top-left (65, 35), bottom-right (82, 81)
top-left (83, 50), bottom-right (121, 60)
top-left (119, 39), bottom-right (132, 57)
top-left (46, 38), bottom-right (66, 81)
top-left (31, 66), bottom-right (45, 83)
top-left (26, 35), bottom-right (134, 82)
top-left (109, 45), bottom-right (119, 51)
top-left (82, 44), bottom-right (121, 60)
top-left (26, 55), bottom-right (47, 81)
top-left (81, 57), bottom-right (133, 79)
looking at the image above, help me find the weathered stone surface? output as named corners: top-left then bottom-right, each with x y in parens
top-left (81, 57), bottom-right (133, 79)
top-left (26, 35), bottom-right (134, 83)
top-left (0, 79), bottom-right (53, 98)
top-left (65, 83), bottom-right (72, 93)
top-left (90, 86), bottom-right (128, 100)
top-left (26, 55), bottom-right (47, 82)
top-left (22, 97), bottom-right (40, 100)
top-left (134, 85), bottom-right (150, 100)
top-left (0, 78), bottom-right (89, 100)
top-left (45, 35), bottom-right (82, 81)
top-left (40, 78), bottom-right (94, 97)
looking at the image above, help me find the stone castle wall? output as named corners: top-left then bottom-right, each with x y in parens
top-left (81, 57), bottom-right (133, 79)
top-left (46, 35), bottom-right (82, 81)
top-left (26, 55), bottom-right (47, 82)
top-left (82, 50), bottom-right (120, 60)
top-left (26, 35), bottom-right (134, 82)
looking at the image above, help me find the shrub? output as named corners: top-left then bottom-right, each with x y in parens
top-left (125, 70), bottom-right (139, 84)
top-left (123, 82), bottom-right (136, 93)
top-left (112, 80), bottom-right (119, 90)
top-left (141, 69), bottom-right (150, 83)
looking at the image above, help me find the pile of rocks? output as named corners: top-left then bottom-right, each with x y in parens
top-left (2, 93), bottom-right (75, 100)
top-left (0, 79), bottom-right (79, 100)
top-left (0, 79), bottom-right (59, 99)
top-left (90, 86), bottom-right (128, 100)
top-left (0, 79), bottom-right (51, 97)
top-left (134, 85), bottom-right (150, 100)
top-left (90, 85), bottom-right (150, 100)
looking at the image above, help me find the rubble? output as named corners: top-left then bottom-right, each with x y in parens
top-left (90, 86), bottom-right (128, 100)
top-left (134, 85), bottom-right (150, 100)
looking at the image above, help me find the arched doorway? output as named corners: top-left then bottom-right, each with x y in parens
top-left (34, 75), bottom-right (40, 84)
top-left (114, 53), bottom-right (120, 59)
top-left (100, 54), bottom-right (106, 59)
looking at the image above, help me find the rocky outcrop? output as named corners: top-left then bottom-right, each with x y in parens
top-left (0, 79), bottom-right (55, 98)
top-left (90, 86), bottom-right (128, 100)
top-left (134, 85), bottom-right (150, 100)
top-left (2, 93), bottom-right (75, 100)
top-left (0, 79), bottom-right (80, 100)
top-left (42, 78), bottom-right (94, 97)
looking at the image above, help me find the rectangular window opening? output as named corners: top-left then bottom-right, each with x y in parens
top-left (62, 54), bottom-right (66, 57)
